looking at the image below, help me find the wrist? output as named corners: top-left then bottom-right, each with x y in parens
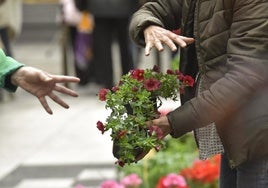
top-left (10, 67), bottom-right (24, 86)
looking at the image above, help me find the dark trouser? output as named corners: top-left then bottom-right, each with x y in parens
top-left (92, 17), bottom-right (134, 89)
top-left (220, 153), bottom-right (268, 188)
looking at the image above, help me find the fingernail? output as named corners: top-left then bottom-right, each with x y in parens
top-left (181, 43), bottom-right (186, 48)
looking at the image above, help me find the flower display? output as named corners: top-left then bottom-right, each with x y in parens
top-left (180, 154), bottom-right (221, 188)
top-left (97, 65), bottom-right (194, 166)
top-left (156, 173), bottom-right (188, 188)
top-left (120, 173), bottom-right (143, 188)
top-left (89, 137), bottom-right (219, 188)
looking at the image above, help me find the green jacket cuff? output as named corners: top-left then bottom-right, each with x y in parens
top-left (0, 49), bottom-right (24, 92)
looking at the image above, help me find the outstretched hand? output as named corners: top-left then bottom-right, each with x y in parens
top-left (144, 25), bottom-right (195, 56)
top-left (11, 67), bottom-right (80, 114)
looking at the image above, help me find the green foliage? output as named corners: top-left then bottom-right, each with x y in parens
top-left (119, 133), bottom-right (198, 188)
top-left (171, 53), bottom-right (180, 70)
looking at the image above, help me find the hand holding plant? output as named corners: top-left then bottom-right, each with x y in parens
top-left (97, 65), bottom-right (194, 166)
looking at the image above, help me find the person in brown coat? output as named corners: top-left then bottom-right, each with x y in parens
top-left (129, 0), bottom-right (268, 187)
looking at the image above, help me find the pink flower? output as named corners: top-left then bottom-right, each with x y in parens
top-left (115, 160), bottom-right (125, 167)
top-left (163, 173), bottom-right (187, 188)
top-left (112, 86), bottom-right (119, 92)
top-left (144, 78), bottom-right (161, 91)
top-left (100, 180), bottom-right (123, 188)
top-left (132, 86), bottom-right (139, 92)
top-left (130, 69), bottom-right (144, 81)
top-left (152, 65), bottom-right (160, 73)
top-left (96, 121), bottom-right (105, 134)
top-left (98, 88), bottom-right (109, 101)
top-left (120, 173), bottom-right (142, 187)
top-left (149, 125), bottom-right (163, 139)
top-left (183, 75), bottom-right (195, 87)
top-left (176, 71), bottom-right (184, 81)
top-left (166, 69), bottom-right (174, 75)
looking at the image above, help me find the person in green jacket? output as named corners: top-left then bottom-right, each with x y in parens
top-left (130, 0), bottom-right (268, 187)
top-left (0, 49), bottom-right (80, 114)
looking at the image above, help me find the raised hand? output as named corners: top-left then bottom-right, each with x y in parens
top-left (144, 25), bottom-right (195, 56)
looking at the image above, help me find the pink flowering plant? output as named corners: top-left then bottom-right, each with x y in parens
top-left (97, 65), bottom-right (194, 166)
top-left (120, 173), bottom-right (143, 188)
top-left (156, 173), bottom-right (188, 188)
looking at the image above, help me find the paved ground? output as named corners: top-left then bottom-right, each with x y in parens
top-left (0, 37), bottom-right (117, 188)
top-left (0, 24), bottom-right (175, 188)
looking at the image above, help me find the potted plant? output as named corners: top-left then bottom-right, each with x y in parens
top-left (97, 65), bottom-right (194, 166)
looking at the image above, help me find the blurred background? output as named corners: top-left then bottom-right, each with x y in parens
top-left (0, 0), bottom-right (175, 188)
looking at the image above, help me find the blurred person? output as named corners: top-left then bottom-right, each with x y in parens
top-left (0, 0), bottom-right (22, 56)
top-left (75, 0), bottom-right (139, 89)
top-left (130, 0), bottom-right (268, 188)
top-left (59, 0), bottom-right (94, 86)
top-left (0, 0), bottom-right (22, 100)
top-left (0, 48), bottom-right (80, 114)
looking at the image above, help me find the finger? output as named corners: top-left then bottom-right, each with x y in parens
top-left (173, 35), bottom-right (195, 48)
top-left (145, 42), bottom-right (153, 56)
top-left (174, 36), bottom-right (187, 48)
top-left (39, 96), bottom-right (53, 115)
top-left (54, 85), bottom-right (79, 97)
top-left (165, 40), bottom-right (177, 52)
top-left (160, 35), bottom-right (177, 51)
top-left (154, 40), bottom-right (164, 52)
top-left (179, 36), bottom-right (195, 44)
top-left (48, 92), bottom-right (69, 109)
top-left (48, 75), bottom-right (80, 84)
top-left (38, 71), bottom-right (53, 82)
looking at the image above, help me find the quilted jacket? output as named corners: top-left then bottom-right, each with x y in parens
top-left (129, 0), bottom-right (268, 167)
top-left (0, 49), bottom-right (24, 92)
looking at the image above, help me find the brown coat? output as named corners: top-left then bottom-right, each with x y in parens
top-left (129, 0), bottom-right (268, 167)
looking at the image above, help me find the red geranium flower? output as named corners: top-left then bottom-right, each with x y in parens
top-left (115, 160), bottom-right (125, 167)
top-left (130, 69), bottom-right (144, 81)
top-left (153, 65), bottom-right (160, 73)
top-left (183, 75), bottom-right (195, 87)
top-left (166, 69), bottom-right (174, 75)
top-left (180, 155), bottom-right (220, 184)
top-left (144, 78), bottom-right (161, 91)
top-left (96, 121), bottom-right (105, 134)
top-left (112, 86), bottom-right (119, 92)
top-left (98, 88), bottom-right (109, 101)
top-left (176, 70), bottom-right (184, 81)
